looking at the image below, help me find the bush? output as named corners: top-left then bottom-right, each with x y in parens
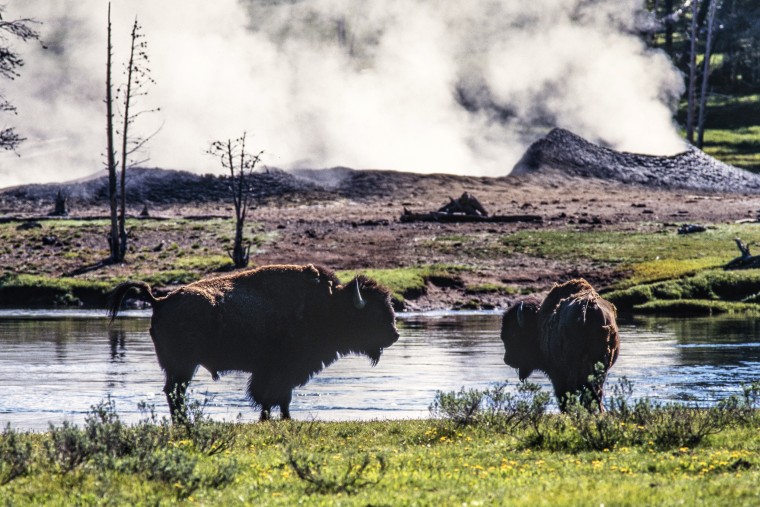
top-left (178, 397), bottom-right (238, 456)
top-left (647, 404), bottom-right (727, 449)
top-left (45, 421), bottom-right (92, 473)
top-left (143, 448), bottom-right (201, 499)
top-left (566, 403), bottom-right (630, 451)
top-left (0, 424), bottom-right (33, 484)
top-left (429, 387), bottom-right (484, 427)
top-left (85, 397), bottom-right (131, 460)
top-left (278, 420), bottom-right (387, 495)
top-left (430, 382), bottom-right (552, 444)
top-left (129, 402), bottom-right (173, 461)
top-left (287, 449), bottom-right (387, 495)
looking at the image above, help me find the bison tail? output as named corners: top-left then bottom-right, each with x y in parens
top-left (107, 281), bottom-right (158, 323)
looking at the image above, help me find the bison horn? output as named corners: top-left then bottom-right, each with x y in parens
top-left (516, 301), bottom-right (525, 328)
top-left (353, 278), bottom-right (366, 310)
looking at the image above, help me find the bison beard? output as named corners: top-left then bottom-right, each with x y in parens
top-left (108, 264), bottom-right (399, 422)
top-left (501, 279), bottom-right (620, 412)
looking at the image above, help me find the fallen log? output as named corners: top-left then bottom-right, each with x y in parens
top-left (725, 238), bottom-right (760, 270)
top-left (399, 210), bottom-right (542, 224)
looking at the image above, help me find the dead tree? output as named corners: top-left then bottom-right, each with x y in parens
top-left (437, 192), bottom-right (489, 217)
top-left (696, 0), bottom-right (718, 149)
top-left (50, 189), bottom-right (68, 216)
top-left (207, 133), bottom-right (263, 269)
top-left (105, 3), bottom-right (119, 262)
top-left (116, 16), bottom-right (159, 261)
top-left (725, 238), bottom-right (760, 270)
top-left (0, 8), bottom-right (41, 151)
top-left (685, 0), bottom-right (700, 144)
top-left (104, 3), bottom-right (159, 263)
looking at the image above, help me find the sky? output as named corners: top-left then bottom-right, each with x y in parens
top-left (0, 0), bottom-right (686, 187)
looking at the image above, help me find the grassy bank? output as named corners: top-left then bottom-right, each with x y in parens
top-left (4, 218), bottom-right (760, 313)
top-left (2, 382), bottom-right (759, 505)
top-left (503, 224), bottom-right (760, 314)
top-left (691, 93), bottom-right (760, 173)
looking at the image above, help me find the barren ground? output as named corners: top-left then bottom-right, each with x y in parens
top-left (4, 166), bottom-right (759, 311)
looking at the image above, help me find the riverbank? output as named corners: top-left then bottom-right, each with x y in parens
top-left (4, 136), bottom-right (760, 312)
top-left (3, 184), bottom-right (760, 313)
top-left (2, 385), bottom-right (759, 505)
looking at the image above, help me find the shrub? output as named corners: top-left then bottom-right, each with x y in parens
top-left (129, 402), bottom-right (173, 462)
top-left (429, 387), bottom-right (484, 427)
top-left (430, 382), bottom-right (552, 444)
top-left (143, 448), bottom-right (201, 499)
top-left (279, 421), bottom-right (387, 495)
top-left (566, 403), bottom-right (630, 451)
top-left (179, 397), bottom-right (238, 456)
top-left (0, 424), bottom-right (33, 484)
top-left (45, 421), bottom-right (91, 474)
top-left (85, 397), bottom-right (131, 460)
top-left (287, 449), bottom-right (387, 495)
top-left (646, 403), bottom-right (733, 449)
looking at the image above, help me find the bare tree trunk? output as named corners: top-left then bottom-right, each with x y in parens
top-left (664, 0), bottom-right (674, 55)
top-left (208, 134), bottom-right (260, 270)
top-left (117, 18), bottom-right (139, 262)
top-left (685, 0), bottom-right (700, 144)
top-left (105, 2), bottom-right (120, 263)
top-left (225, 139), bottom-right (250, 268)
top-left (697, 0), bottom-right (718, 148)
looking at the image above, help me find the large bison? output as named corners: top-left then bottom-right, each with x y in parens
top-left (108, 264), bottom-right (399, 421)
top-left (500, 278), bottom-right (620, 411)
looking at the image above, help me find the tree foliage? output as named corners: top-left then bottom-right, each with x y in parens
top-left (207, 133), bottom-right (263, 269)
top-left (646, 0), bottom-right (760, 93)
top-left (0, 8), bottom-right (41, 151)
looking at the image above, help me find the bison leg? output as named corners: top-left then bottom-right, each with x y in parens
top-left (248, 375), bottom-right (293, 421)
top-left (279, 391), bottom-right (293, 420)
top-left (257, 398), bottom-right (291, 421)
top-left (164, 373), bottom-right (193, 423)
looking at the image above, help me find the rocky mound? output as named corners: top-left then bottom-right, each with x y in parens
top-left (1, 165), bottom-right (499, 210)
top-left (0, 166), bottom-right (330, 207)
top-left (513, 128), bottom-right (760, 193)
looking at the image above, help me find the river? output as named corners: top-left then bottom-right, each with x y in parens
top-left (1, 310), bottom-right (758, 431)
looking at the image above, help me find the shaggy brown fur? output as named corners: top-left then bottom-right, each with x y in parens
top-left (108, 264), bottom-right (399, 421)
top-left (501, 279), bottom-right (619, 411)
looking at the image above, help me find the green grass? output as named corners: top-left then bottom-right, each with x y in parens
top-left (0, 217), bottom-right (274, 307)
top-left (702, 126), bottom-right (760, 172)
top-left (0, 274), bottom-right (119, 306)
top-left (605, 268), bottom-right (760, 312)
top-left (503, 225), bottom-right (760, 284)
top-left (678, 93), bottom-right (760, 172)
top-left (634, 299), bottom-right (760, 316)
top-left (2, 387), bottom-right (759, 506)
top-left (503, 227), bottom-right (737, 265)
top-left (465, 282), bottom-right (520, 295)
top-left (502, 225), bottom-right (760, 314)
top-left (174, 255), bottom-right (233, 272)
top-left (338, 265), bottom-right (467, 303)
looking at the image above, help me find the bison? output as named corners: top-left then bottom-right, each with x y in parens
top-left (500, 279), bottom-right (620, 411)
top-left (108, 264), bottom-right (399, 421)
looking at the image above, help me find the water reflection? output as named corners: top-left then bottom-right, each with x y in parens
top-left (109, 329), bottom-right (126, 362)
top-left (0, 310), bottom-right (758, 431)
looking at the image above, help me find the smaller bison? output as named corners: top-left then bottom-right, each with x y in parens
top-left (500, 279), bottom-right (620, 411)
top-left (108, 264), bottom-right (399, 421)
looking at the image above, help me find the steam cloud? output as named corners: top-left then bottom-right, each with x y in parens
top-left (0, 0), bottom-right (685, 187)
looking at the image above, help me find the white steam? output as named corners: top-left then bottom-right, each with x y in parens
top-left (0, 0), bottom-right (685, 187)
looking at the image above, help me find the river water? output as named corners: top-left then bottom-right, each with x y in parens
top-left (1, 310), bottom-right (759, 431)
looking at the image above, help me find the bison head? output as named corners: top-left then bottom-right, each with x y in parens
top-left (500, 297), bottom-right (542, 381)
top-left (331, 275), bottom-right (399, 364)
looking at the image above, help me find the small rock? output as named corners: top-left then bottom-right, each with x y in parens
top-left (17, 221), bottom-right (42, 231)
